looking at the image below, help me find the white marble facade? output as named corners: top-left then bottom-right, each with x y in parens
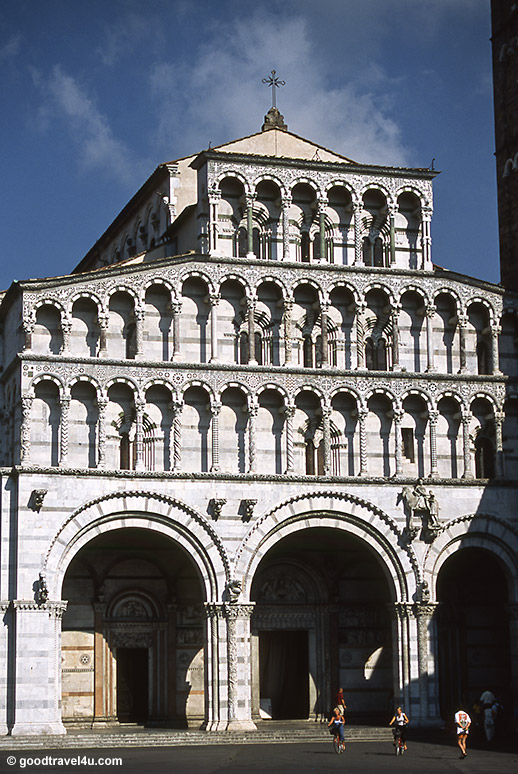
top-left (1, 120), bottom-right (517, 735)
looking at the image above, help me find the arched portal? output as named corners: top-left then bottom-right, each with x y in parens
top-left (61, 527), bottom-right (205, 728)
top-left (249, 527), bottom-right (394, 724)
top-left (436, 547), bottom-right (512, 722)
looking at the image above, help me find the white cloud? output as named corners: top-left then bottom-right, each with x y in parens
top-left (96, 10), bottom-right (163, 66)
top-left (36, 65), bottom-right (145, 184)
top-left (0, 34), bottom-right (21, 61)
top-left (150, 12), bottom-right (412, 166)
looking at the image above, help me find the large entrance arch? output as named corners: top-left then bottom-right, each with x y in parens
top-left (436, 547), bottom-right (513, 722)
top-left (61, 527), bottom-right (205, 727)
top-left (250, 527), bottom-right (394, 723)
top-left (39, 492), bottom-right (231, 732)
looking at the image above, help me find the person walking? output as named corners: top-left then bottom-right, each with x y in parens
top-left (483, 703), bottom-right (495, 743)
top-left (454, 708), bottom-right (471, 758)
top-left (334, 687), bottom-right (347, 714)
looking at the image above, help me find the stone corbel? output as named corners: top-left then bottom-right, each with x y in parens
top-left (209, 498), bottom-right (226, 520)
top-left (224, 579), bottom-right (242, 603)
top-left (241, 499), bottom-right (257, 522)
top-left (29, 488), bottom-right (48, 512)
top-left (36, 572), bottom-right (49, 606)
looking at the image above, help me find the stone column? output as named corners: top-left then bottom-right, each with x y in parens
top-left (134, 308), bottom-right (145, 360)
top-left (210, 400), bottom-right (221, 472)
top-left (97, 313), bottom-right (109, 358)
top-left (20, 394), bottom-right (33, 465)
top-left (429, 409), bottom-right (439, 478)
top-left (96, 397), bottom-right (108, 469)
top-left (22, 319), bottom-right (34, 351)
top-left (247, 296), bottom-right (257, 365)
top-left (318, 195), bottom-right (327, 263)
top-left (246, 193), bottom-right (256, 257)
top-left (358, 406), bottom-right (369, 476)
top-left (134, 397), bottom-right (146, 471)
top-left (393, 407), bottom-right (404, 477)
top-left (320, 302), bottom-right (329, 366)
top-left (10, 601), bottom-right (68, 736)
top-left (322, 404), bottom-right (332, 475)
top-left (224, 603), bottom-right (256, 731)
top-left (59, 319), bottom-right (71, 355)
top-left (458, 313), bottom-right (468, 374)
top-left (491, 324), bottom-right (502, 375)
top-left (209, 293), bottom-right (220, 363)
top-left (507, 603), bottom-right (518, 702)
top-left (413, 602), bottom-right (440, 723)
top-left (391, 305), bottom-right (401, 371)
top-left (93, 601), bottom-right (106, 724)
top-left (283, 299), bottom-right (293, 365)
top-left (355, 302), bottom-right (366, 369)
top-left (247, 401), bottom-right (258, 473)
top-left (389, 603), bottom-right (413, 713)
top-left (164, 602), bottom-right (177, 725)
top-left (171, 300), bottom-right (182, 362)
top-left (425, 304), bottom-right (436, 372)
top-left (389, 205), bottom-right (397, 264)
top-left (171, 399), bottom-right (183, 471)
top-left (208, 188), bottom-right (221, 255)
top-left (461, 410), bottom-right (473, 479)
top-left (421, 206), bottom-right (432, 268)
top-left (284, 404), bottom-right (296, 473)
top-left (495, 410), bottom-right (505, 478)
top-left (204, 603), bottom-right (226, 730)
top-left (353, 201), bottom-right (363, 265)
top-left (59, 394), bottom-right (70, 468)
top-left (281, 194), bottom-right (292, 261)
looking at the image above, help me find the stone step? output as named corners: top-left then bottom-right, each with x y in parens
top-left (0, 726), bottom-right (393, 750)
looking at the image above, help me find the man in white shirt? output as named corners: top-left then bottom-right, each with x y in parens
top-left (480, 689), bottom-right (495, 707)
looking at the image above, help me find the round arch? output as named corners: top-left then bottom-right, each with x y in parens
top-left (423, 513), bottom-right (518, 601)
top-left (234, 491), bottom-right (418, 603)
top-left (44, 491), bottom-right (230, 603)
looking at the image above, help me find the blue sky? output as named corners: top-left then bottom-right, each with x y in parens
top-left (0, 0), bottom-right (497, 291)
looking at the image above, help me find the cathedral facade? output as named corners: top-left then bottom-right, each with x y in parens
top-left (0, 103), bottom-right (517, 735)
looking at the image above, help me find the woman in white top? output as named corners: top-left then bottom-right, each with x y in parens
top-left (454, 709), bottom-right (471, 758)
top-left (389, 707), bottom-right (409, 750)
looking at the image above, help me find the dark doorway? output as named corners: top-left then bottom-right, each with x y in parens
top-left (437, 548), bottom-right (511, 722)
top-left (116, 648), bottom-right (149, 723)
top-left (259, 630), bottom-right (309, 719)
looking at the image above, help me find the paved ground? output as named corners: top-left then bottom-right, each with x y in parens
top-left (0, 739), bottom-right (516, 774)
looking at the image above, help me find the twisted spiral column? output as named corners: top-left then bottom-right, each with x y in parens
top-left (461, 410), bottom-right (473, 479)
top-left (171, 399), bottom-right (183, 471)
top-left (284, 404), bottom-right (295, 473)
top-left (96, 397), bottom-right (108, 469)
top-left (210, 401), bottom-right (222, 472)
top-left (428, 409), bottom-right (439, 478)
top-left (358, 406), bottom-right (369, 476)
top-left (281, 194), bottom-right (292, 261)
top-left (20, 394), bottom-right (33, 465)
top-left (59, 395), bottom-right (70, 468)
top-left (134, 397), bottom-right (146, 471)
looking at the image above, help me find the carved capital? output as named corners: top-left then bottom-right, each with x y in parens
top-left (224, 602), bottom-right (255, 620)
top-left (413, 602), bottom-right (439, 618)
